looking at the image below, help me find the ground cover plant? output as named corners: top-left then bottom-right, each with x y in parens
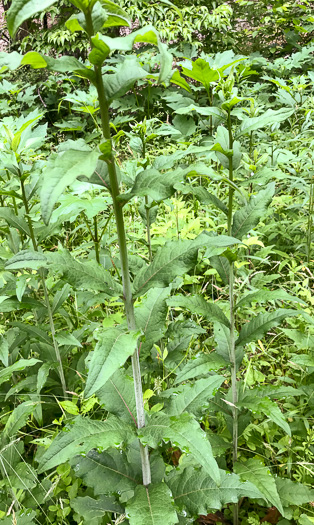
top-left (0, 1), bottom-right (313, 524)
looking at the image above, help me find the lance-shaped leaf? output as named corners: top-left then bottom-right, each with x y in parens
top-left (71, 495), bottom-right (123, 521)
top-left (0, 208), bottom-right (31, 237)
top-left (12, 321), bottom-right (51, 345)
top-left (174, 354), bottom-right (227, 384)
top-left (139, 412), bottom-right (220, 483)
top-left (239, 396), bottom-right (291, 436)
top-left (236, 107), bottom-right (295, 138)
top-left (97, 369), bottom-right (136, 423)
top-left (3, 400), bottom-right (39, 440)
top-left (126, 483), bottom-right (178, 525)
top-left (167, 295), bottom-right (230, 328)
top-left (234, 458), bottom-right (284, 514)
top-left (168, 466), bottom-right (264, 515)
top-left (47, 250), bottom-right (121, 296)
top-left (41, 149), bottom-right (99, 224)
top-left (38, 415), bottom-right (136, 473)
top-left (70, 448), bottom-right (141, 496)
top-left (135, 287), bottom-right (171, 357)
top-left (133, 233), bottom-right (241, 297)
top-left (7, 0), bottom-right (58, 37)
top-left (235, 289), bottom-right (306, 310)
top-left (5, 250), bottom-right (47, 270)
top-left (117, 169), bottom-right (182, 203)
top-left (84, 328), bottom-right (139, 397)
top-left (103, 57), bottom-right (149, 102)
top-left (165, 376), bottom-right (224, 417)
top-left (232, 183), bottom-right (275, 239)
top-left (184, 185), bottom-right (228, 215)
top-left (236, 309), bottom-right (302, 347)
top-left (0, 358), bottom-right (40, 387)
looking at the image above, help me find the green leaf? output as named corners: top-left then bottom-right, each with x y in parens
top-left (133, 233), bottom-right (240, 298)
top-left (290, 353), bottom-right (314, 367)
top-left (236, 309), bottom-right (302, 347)
top-left (168, 466), bottom-right (264, 515)
top-left (97, 369), bottom-right (136, 423)
top-left (0, 208), bottom-right (31, 237)
top-left (234, 458), bottom-right (284, 514)
top-left (174, 354), bottom-right (227, 384)
top-left (12, 321), bottom-right (51, 345)
top-left (186, 185), bottom-right (228, 215)
top-left (166, 376), bottom-right (224, 417)
top-left (84, 328), bottom-right (139, 397)
top-left (240, 396), bottom-right (291, 436)
top-left (41, 149), bottom-right (99, 224)
top-left (5, 250), bottom-right (47, 270)
top-left (7, 0), bottom-right (58, 37)
top-left (71, 495), bottom-right (123, 520)
top-left (0, 335), bottom-right (9, 367)
top-left (47, 250), bottom-right (121, 296)
top-left (232, 183), bottom-right (275, 239)
top-left (3, 400), bottom-right (39, 439)
top-left (236, 289), bottom-right (306, 310)
top-left (215, 126), bottom-right (242, 169)
top-left (275, 477), bottom-right (314, 507)
top-left (236, 108), bottom-right (295, 138)
top-left (0, 358), bottom-right (40, 387)
top-left (103, 57), bottom-right (148, 102)
top-left (181, 58), bottom-right (220, 89)
top-left (167, 295), bottom-right (230, 328)
top-left (38, 415), bottom-right (136, 473)
top-left (69, 448), bottom-right (141, 496)
top-left (55, 333), bottom-right (82, 347)
top-left (135, 287), bottom-right (171, 357)
top-left (139, 412), bottom-right (220, 483)
top-left (118, 169), bottom-right (181, 203)
top-left (126, 483), bottom-right (178, 525)
top-left (51, 284), bottom-right (71, 314)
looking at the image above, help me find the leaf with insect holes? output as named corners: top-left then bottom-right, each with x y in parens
top-left (38, 415), bottom-right (136, 473)
top-left (126, 483), bottom-right (178, 525)
top-left (168, 466), bottom-right (264, 515)
top-left (84, 327), bottom-right (140, 397)
top-left (139, 412), bottom-right (220, 483)
top-left (232, 183), bottom-right (275, 239)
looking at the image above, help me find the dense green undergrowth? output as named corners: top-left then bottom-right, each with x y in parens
top-left (0, 1), bottom-right (313, 524)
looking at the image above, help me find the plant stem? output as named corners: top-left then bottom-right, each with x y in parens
top-left (227, 110), bottom-right (238, 525)
top-left (145, 196), bottom-right (152, 261)
top-left (90, 52), bottom-right (151, 484)
top-left (19, 172), bottom-right (67, 399)
top-left (94, 215), bottom-right (100, 264)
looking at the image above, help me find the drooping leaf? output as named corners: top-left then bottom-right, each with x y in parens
top-left (47, 250), bottom-right (121, 296)
top-left (55, 333), bottom-right (82, 347)
top-left (2, 400), bottom-right (39, 440)
top-left (7, 0), bottom-right (58, 37)
top-left (0, 208), bottom-right (31, 237)
top-left (239, 396), bottom-right (291, 436)
top-left (209, 255), bottom-right (230, 285)
top-left (0, 358), bottom-right (40, 387)
top-left (168, 466), bottom-right (264, 515)
top-left (39, 415), bottom-right (136, 473)
top-left (174, 354), bottom-right (227, 384)
top-left (0, 335), bottom-right (9, 367)
top-left (133, 233), bottom-right (241, 298)
top-left (234, 458), bottom-right (284, 514)
top-left (103, 57), bottom-right (148, 102)
top-left (232, 183), bottom-right (275, 239)
top-left (139, 412), bottom-right (220, 483)
top-left (12, 321), bottom-right (51, 345)
top-left (69, 448), bottom-right (141, 496)
top-left (5, 250), bottom-right (47, 270)
top-left (71, 495), bottom-right (123, 520)
top-left (215, 126), bottom-right (242, 169)
top-left (135, 287), bottom-right (171, 357)
top-left (84, 328), bottom-right (139, 397)
top-left (236, 108), bottom-right (295, 138)
top-left (167, 295), bottom-right (230, 328)
top-left (41, 149), bottom-right (99, 224)
top-left (185, 185), bottom-right (228, 215)
top-left (51, 284), bottom-right (71, 314)
top-left (117, 169), bottom-right (182, 203)
top-left (166, 376), bottom-right (224, 416)
top-left (236, 309), bottom-right (303, 347)
top-left (126, 483), bottom-right (178, 525)
top-left (236, 289), bottom-right (306, 310)
top-left (97, 369), bottom-right (136, 423)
